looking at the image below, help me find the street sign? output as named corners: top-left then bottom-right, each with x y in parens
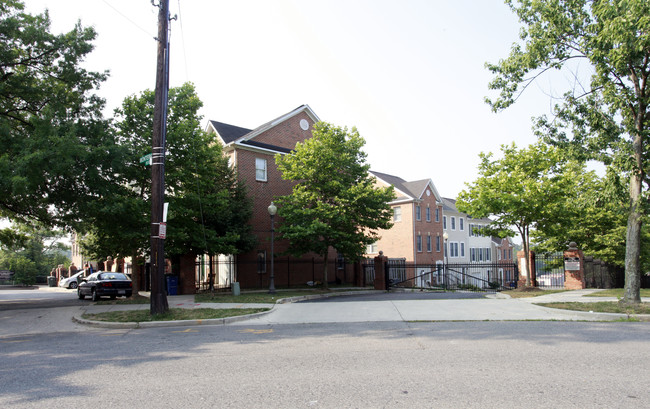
top-left (139, 153), bottom-right (153, 166)
top-left (158, 222), bottom-right (166, 239)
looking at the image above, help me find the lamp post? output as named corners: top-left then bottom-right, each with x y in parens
top-left (443, 231), bottom-right (449, 289)
top-left (267, 202), bottom-right (277, 294)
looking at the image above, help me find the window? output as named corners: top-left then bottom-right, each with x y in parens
top-left (436, 236), bottom-right (441, 252)
top-left (435, 208), bottom-right (440, 222)
top-left (366, 243), bottom-right (378, 254)
top-left (469, 223), bottom-right (474, 237)
top-left (416, 235), bottom-right (422, 252)
top-left (478, 248), bottom-right (483, 262)
top-left (450, 242), bottom-right (459, 258)
top-left (470, 248), bottom-right (477, 262)
top-left (484, 248), bottom-right (491, 261)
top-left (459, 218), bottom-right (464, 231)
top-left (460, 242), bottom-right (465, 258)
top-left (451, 216), bottom-right (456, 230)
top-left (416, 205), bottom-right (421, 221)
top-left (426, 206), bottom-right (431, 222)
top-left (443, 216), bottom-right (447, 229)
top-left (393, 206), bottom-right (402, 222)
top-left (255, 158), bottom-right (267, 181)
top-left (427, 235), bottom-right (432, 252)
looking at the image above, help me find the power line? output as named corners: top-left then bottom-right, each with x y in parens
top-left (101, 0), bottom-right (156, 39)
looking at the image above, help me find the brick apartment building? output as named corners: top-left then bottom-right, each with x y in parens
top-left (206, 105), bottom-right (354, 289)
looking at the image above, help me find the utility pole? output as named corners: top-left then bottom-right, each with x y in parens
top-left (150, 0), bottom-right (170, 315)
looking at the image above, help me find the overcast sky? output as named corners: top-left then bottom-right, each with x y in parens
top-left (24, 0), bottom-right (565, 199)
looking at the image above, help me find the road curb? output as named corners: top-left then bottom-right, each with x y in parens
top-left (73, 306), bottom-right (275, 329)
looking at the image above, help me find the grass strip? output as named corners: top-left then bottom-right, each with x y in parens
top-left (194, 289), bottom-right (361, 304)
top-left (501, 289), bottom-right (567, 298)
top-left (585, 288), bottom-right (650, 298)
top-left (82, 308), bottom-right (269, 323)
top-left (537, 301), bottom-right (650, 315)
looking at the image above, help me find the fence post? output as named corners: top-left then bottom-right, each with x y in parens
top-left (373, 251), bottom-right (388, 291)
top-left (564, 242), bottom-right (586, 290)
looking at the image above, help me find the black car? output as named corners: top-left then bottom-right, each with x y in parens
top-left (78, 272), bottom-right (133, 301)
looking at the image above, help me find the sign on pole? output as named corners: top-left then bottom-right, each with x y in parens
top-left (139, 153), bottom-right (153, 166)
top-left (159, 222), bottom-right (166, 239)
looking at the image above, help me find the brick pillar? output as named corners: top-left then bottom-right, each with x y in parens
top-left (178, 253), bottom-right (197, 295)
top-left (564, 242), bottom-right (586, 290)
top-left (374, 251), bottom-right (388, 291)
top-left (516, 250), bottom-right (536, 287)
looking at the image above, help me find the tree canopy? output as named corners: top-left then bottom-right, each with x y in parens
top-left (79, 83), bottom-right (255, 264)
top-left (457, 142), bottom-right (589, 286)
top-left (0, 0), bottom-right (112, 227)
top-left (486, 0), bottom-right (650, 303)
top-left (275, 122), bottom-right (394, 287)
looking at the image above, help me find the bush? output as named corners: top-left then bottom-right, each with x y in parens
top-left (2, 254), bottom-right (37, 286)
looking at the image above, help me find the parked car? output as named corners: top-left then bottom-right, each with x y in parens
top-left (78, 271), bottom-right (133, 301)
top-left (59, 272), bottom-right (84, 289)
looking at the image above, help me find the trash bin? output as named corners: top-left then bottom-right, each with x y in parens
top-left (232, 282), bottom-right (240, 296)
top-left (47, 276), bottom-right (57, 287)
top-left (166, 275), bottom-right (178, 296)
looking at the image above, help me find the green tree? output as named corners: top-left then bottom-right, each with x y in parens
top-left (79, 83), bottom-right (255, 292)
top-left (275, 122), bottom-right (394, 288)
top-left (486, 0), bottom-right (650, 303)
top-left (531, 168), bottom-right (628, 266)
top-left (0, 0), bottom-right (112, 227)
top-left (0, 223), bottom-right (69, 285)
top-left (457, 142), bottom-right (587, 286)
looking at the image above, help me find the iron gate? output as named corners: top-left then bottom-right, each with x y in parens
top-left (362, 261), bottom-right (518, 292)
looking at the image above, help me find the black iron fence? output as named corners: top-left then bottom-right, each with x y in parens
top-left (534, 253), bottom-right (565, 289)
top-left (362, 261), bottom-right (518, 292)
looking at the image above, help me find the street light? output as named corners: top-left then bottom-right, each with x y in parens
top-left (267, 202), bottom-right (277, 294)
top-left (443, 231), bottom-right (449, 289)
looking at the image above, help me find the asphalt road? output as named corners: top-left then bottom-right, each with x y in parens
top-left (0, 321), bottom-right (648, 408)
top-left (0, 287), bottom-right (84, 310)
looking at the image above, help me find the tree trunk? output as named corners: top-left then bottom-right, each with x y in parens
top-left (622, 151), bottom-right (643, 304)
top-left (519, 225), bottom-right (532, 287)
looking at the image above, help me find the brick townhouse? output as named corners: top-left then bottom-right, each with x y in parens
top-left (366, 171), bottom-right (445, 265)
top-left (206, 105), bottom-right (354, 289)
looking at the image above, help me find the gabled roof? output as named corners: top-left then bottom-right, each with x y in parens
top-left (370, 170), bottom-right (442, 204)
top-left (208, 120), bottom-right (252, 144)
top-left (207, 104), bottom-right (319, 155)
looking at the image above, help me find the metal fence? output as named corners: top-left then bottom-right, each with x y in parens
top-left (363, 261), bottom-right (518, 292)
top-left (534, 253), bottom-right (565, 289)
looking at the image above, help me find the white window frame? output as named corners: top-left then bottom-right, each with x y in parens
top-left (426, 235), bottom-right (432, 252)
top-left (451, 216), bottom-right (456, 230)
top-left (255, 158), bottom-right (267, 181)
top-left (426, 206), bottom-right (431, 222)
top-left (416, 235), bottom-right (422, 252)
top-left (416, 205), bottom-right (421, 221)
top-left (393, 206), bottom-right (402, 222)
top-left (460, 242), bottom-right (465, 258)
top-left (459, 217), bottom-right (464, 231)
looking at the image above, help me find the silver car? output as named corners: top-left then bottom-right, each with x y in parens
top-left (58, 272), bottom-right (84, 289)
